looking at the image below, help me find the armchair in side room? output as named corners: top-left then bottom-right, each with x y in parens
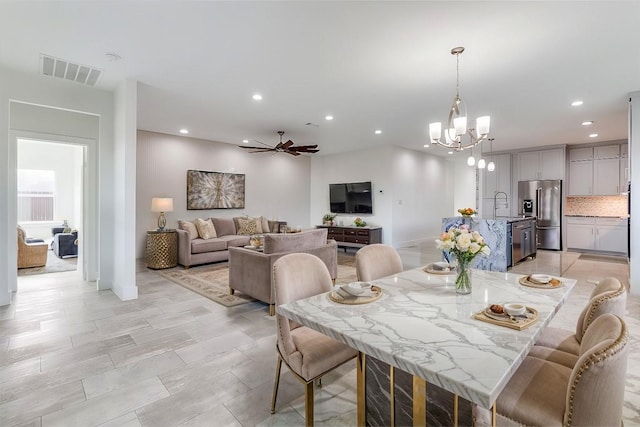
top-left (52, 227), bottom-right (79, 258)
top-left (17, 225), bottom-right (48, 268)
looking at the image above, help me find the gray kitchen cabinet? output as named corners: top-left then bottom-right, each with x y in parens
top-left (566, 217), bottom-right (596, 250)
top-left (566, 216), bottom-right (627, 253)
top-left (518, 148), bottom-right (565, 181)
top-left (593, 158), bottom-right (621, 195)
top-left (568, 160), bottom-right (593, 195)
top-left (595, 218), bottom-right (627, 253)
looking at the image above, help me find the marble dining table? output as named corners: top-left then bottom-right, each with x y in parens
top-left (277, 266), bottom-right (577, 426)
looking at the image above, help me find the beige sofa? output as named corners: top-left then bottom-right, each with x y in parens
top-left (177, 216), bottom-right (279, 268)
top-left (228, 228), bottom-right (338, 315)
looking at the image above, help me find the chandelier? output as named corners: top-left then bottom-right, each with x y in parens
top-left (429, 46), bottom-right (490, 152)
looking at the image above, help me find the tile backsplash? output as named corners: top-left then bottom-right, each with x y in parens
top-left (565, 195), bottom-right (628, 217)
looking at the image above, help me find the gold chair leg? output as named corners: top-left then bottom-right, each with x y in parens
top-left (270, 356), bottom-right (283, 414)
top-left (305, 380), bottom-right (314, 427)
top-left (229, 287), bottom-right (235, 295)
top-left (269, 304), bottom-right (275, 316)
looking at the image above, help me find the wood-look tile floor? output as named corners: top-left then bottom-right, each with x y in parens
top-left (1, 246), bottom-right (638, 426)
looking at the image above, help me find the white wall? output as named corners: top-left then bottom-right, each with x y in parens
top-left (452, 154), bottom-right (478, 216)
top-left (17, 140), bottom-right (83, 239)
top-left (310, 146), bottom-right (394, 241)
top-left (0, 67), bottom-right (115, 306)
top-left (310, 145), bottom-right (456, 247)
top-left (391, 146), bottom-right (455, 247)
top-left (630, 92), bottom-right (639, 295)
top-left (112, 80), bottom-right (138, 300)
top-left (136, 130), bottom-right (312, 259)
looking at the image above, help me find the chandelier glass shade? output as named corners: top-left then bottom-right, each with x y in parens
top-left (429, 47), bottom-right (490, 152)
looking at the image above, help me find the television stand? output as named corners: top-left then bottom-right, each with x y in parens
top-left (316, 225), bottom-right (382, 250)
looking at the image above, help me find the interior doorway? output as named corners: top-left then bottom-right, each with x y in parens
top-left (17, 138), bottom-right (84, 277)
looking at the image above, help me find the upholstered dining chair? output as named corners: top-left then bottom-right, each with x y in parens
top-left (528, 277), bottom-right (626, 367)
top-left (355, 243), bottom-right (403, 282)
top-left (474, 313), bottom-right (628, 426)
top-left (271, 253), bottom-right (358, 426)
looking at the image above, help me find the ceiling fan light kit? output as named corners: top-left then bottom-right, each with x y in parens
top-left (239, 131), bottom-right (319, 156)
top-left (429, 46), bottom-right (491, 153)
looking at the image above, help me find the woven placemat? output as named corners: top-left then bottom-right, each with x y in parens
top-left (423, 264), bottom-right (456, 275)
top-left (519, 275), bottom-right (563, 289)
top-left (473, 306), bottom-right (538, 331)
top-left (329, 285), bottom-right (383, 305)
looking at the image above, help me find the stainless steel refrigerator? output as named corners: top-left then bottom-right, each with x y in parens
top-left (517, 180), bottom-right (562, 250)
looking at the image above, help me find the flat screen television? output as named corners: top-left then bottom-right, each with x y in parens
top-left (329, 181), bottom-right (373, 214)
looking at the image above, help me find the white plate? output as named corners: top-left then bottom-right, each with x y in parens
top-left (504, 303), bottom-right (527, 316)
top-left (530, 274), bottom-right (551, 284)
top-left (343, 282), bottom-right (372, 296)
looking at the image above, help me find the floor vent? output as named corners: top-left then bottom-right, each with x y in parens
top-left (40, 54), bottom-right (102, 86)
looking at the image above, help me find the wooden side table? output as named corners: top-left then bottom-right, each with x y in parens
top-left (146, 230), bottom-right (178, 269)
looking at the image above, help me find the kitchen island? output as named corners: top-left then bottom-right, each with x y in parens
top-left (442, 217), bottom-right (536, 272)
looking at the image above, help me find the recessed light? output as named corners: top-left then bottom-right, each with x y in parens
top-left (448, 151), bottom-right (454, 155)
top-left (589, 133), bottom-right (599, 138)
top-left (179, 129), bottom-right (189, 134)
top-left (242, 139), bottom-right (249, 143)
top-left (325, 115), bottom-right (334, 121)
top-left (423, 144), bottom-right (429, 148)
top-left (374, 129), bottom-right (382, 135)
top-left (252, 94), bottom-right (263, 101)
top-left (582, 121), bottom-right (594, 126)
top-left (571, 100), bottom-right (583, 107)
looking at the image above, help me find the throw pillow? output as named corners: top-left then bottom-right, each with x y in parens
top-left (260, 216), bottom-right (270, 233)
top-left (178, 220), bottom-right (199, 240)
top-left (237, 217), bottom-right (259, 235)
top-left (194, 218), bottom-right (217, 240)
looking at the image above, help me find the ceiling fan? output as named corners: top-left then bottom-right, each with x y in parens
top-left (240, 131), bottom-right (319, 156)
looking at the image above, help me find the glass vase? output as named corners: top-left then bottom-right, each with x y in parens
top-left (455, 258), bottom-right (472, 294)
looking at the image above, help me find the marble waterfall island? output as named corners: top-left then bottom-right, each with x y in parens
top-left (442, 217), bottom-right (535, 272)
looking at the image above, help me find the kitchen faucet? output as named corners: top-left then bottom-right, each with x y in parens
top-left (493, 191), bottom-right (508, 219)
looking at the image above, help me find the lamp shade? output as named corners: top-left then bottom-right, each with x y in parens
top-left (151, 197), bottom-right (173, 212)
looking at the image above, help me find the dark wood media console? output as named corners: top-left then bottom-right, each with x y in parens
top-left (316, 225), bottom-right (382, 249)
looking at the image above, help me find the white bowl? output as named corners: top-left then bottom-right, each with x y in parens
top-left (343, 282), bottom-right (372, 296)
top-left (531, 274), bottom-right (552, 284)
top-left (504, 303), bottom-right (527, 316)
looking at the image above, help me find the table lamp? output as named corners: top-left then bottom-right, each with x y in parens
top-left (151, 197), bottom-right (173, 231)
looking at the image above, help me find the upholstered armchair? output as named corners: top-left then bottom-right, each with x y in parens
top-left (17, 225), bottom-right (48, 268)
top-left (228, 229), bottom-right (337, 315)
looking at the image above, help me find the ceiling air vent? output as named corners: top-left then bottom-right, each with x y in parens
top-left (40, 54), bottom-right (102, 86)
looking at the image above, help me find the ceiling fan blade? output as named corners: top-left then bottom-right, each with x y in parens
top-left (253, 139), bottom-right (275, 149)
top-left (289, 145), bottom-right (319, 151)
top-left (275, 142), bottom-right (284, 149)
top-left (240, 145), bottom-right (272, 150)
top-left (282, 140), bottom-right (294, 149)
top-left (285, 150), bottom-right (301, 156)
top-left (248, 149), bottom-right (277, 153)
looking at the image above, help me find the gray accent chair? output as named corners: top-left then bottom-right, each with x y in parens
top-left (228, 228), bottom-right (338, 315)
top-left (528, 277), bottom-right (626, 368)
top-left (473, 313), bottom-right (628, 426)
top-left (355, 243), bottom-right (403, 282)
top-left (270, 253), bottom-right (357, 426)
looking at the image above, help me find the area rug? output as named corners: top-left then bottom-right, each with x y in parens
top-left (17, 249), bottom-right (77, 276)
top-left (578, 253), bottom-right (628, 264)
top-left (155, 253), bottom-right (358, 308)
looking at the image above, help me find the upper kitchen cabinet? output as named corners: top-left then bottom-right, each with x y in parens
top-left (569, 160), bottom-right (593, 195)
top-left (482, 153), bottom-right (511, 197)
top-left (568, 143), bottom-right (627, 195)
top-left (518, 148), bottom-right (565, 181)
